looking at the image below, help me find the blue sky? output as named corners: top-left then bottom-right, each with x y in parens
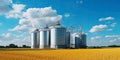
top-left (0, 0), bottom-right (120, 46)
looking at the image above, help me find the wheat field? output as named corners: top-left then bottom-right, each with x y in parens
top-left (0, 48), bottom-right (120, 60)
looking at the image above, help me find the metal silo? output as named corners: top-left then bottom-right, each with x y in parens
top-left (31, 29), bottom-right (40, 48)
top-left (50, 22), bottom-right (67, 48)
top-left (81, 34), bottom-right (87, 48)
top-left (70, 33), bottom-right (77, 48)
top-left (74, 33), bottom-right (87, 48)
top-left (75, 34), bottom-right (82, 48)
top-left (39, 26), bottom-right (50, 49)
top-left (66, 30), bottom-right (71, 48)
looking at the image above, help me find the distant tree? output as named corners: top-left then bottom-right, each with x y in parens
top-left (0, 46), bottom-right (5, 48)
top-left (22, 45), bottom-right (27, 48)
top-left (22, 45), bottom-right (30, 48)
top-left (6, 46), bottom-right (9, 48)
top-left (88, 46), bottom-right (102, 48)
top-left (108, 45), bottom-right (120, 47)
top-left (9, 44), bottom-right (18, 48)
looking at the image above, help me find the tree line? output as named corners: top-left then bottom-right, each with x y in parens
top-left (0, 44), bottom-right (30, 48)
top-left (88, 45), bottom-right (120, 48)
top-left (0, 44), bottom-right (120, 48)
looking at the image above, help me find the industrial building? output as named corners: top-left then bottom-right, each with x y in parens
top-left (31, 29), bottom-right (40, 48)
top-left (39, 25), bottom-right (50, 49)
top-left (50, 22), bottom-right (67, 48)
top-left (72, 26), bottom-right (87, 48)
top-left (74, 33), bottom-right (87, 48)
top-left (31, 21), bottom-right (87, 49)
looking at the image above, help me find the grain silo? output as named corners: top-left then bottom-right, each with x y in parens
top-left (75, 34), bottom-right (82, 48)
top-left (74, 25), bottom-right (87, 48)
top-left (81, 33), bottom-right (87, 48)
top-left (75, 33), bottom-right (87, 48)
top-left (66, 30), bottom-right (71, 48)
top-left (31, 29), bottom-right (40, 48)
top-left (39, 25), bottom-right (50, 49)
top-left (50, 21), bottom-right (67, 48)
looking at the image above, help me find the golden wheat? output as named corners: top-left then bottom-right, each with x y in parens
top-left (0, 48), bottom-right (120, 60)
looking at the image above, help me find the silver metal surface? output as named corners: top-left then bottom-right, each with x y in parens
top-left (66, 30), bottom-right (71, 48)
top-left (50, 25), bottom-right (67, 48)
top-left (39, 28), bottom-right (50, 49)
top-left (31, 29), bottom-right (40, 48)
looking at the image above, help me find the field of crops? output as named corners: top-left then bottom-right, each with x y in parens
top-left (0, 48), bottom-right (120, 60)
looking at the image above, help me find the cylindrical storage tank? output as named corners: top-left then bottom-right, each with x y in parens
top-left (74, 33), bottom-right (87, 48)
top-left (81, 34), bottom-right (87, 48)
top-left (75, 35), bottom-right (81, 48)
top-left (31, 29), bottom-right (40, 48)
top-left (70, 33), bottom-right (76, 48)
top-left (50, 25), bottom-right (67, 48)
top-left (66, 30), bottom-right (70, 48)
top-left (39, 28), bottom-right (50, 49)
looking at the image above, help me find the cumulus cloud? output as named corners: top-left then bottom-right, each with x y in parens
top-left (23, 7), bottom-right (62, 27)
top-left (0, 1), bottom-right (63, 46)
top-left (64, 13), bottom-right (70, 17)
top-left (105, 35), bottom-right (120, 38)
top-left (0, 33), bottom-right (17, 41)
top-left (89, 24), bottom-right (108, 33)
top-left (111, 23), bottom-right (117, 27)
top-left (99, 16), bottom-right (114, 21)
top-left (105, 35), bottom-right (120, 43)
top-left (9, 25), bottom-right (31, 32)
top-left (1, 33), bottom-right (13, 38)
top-left (76, 0), bottom-right (83, 4)
top-left (89, 35), bottom-right (120, 45)
top-left (109, 39), bottom-right (117, 43)
top-left (90, 36), bottom-right (102, 42)
top-left (107, 29), bottom-right (113, 31)
top-left (0, 0), bottom-right (26, 19)
top-left (0, 33), bottom-right (30, 46)
top-left (0, 1), bottom-right (62, 32)
top-left (6, 4), bottom-right (26, 18)
top-left (0, 0), bottom-right (12, 15)
top-left (10, 7), bottom-right (62, 32)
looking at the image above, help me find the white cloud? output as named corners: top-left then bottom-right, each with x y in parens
top-left (105, 35), bottom-right (120, 38)
top-left (0, 33), bottom-right (30, 46)
top-left (89, 35), bottom-right (120, 45)
top-left (89, 24), bottom-right (108, 33)
top-left (0, 2), bottom-right (61, 46)
top-left (90, 36), bottom-right (102, 42)
top-left (0, 1), bottom-right (62, 32)
top-left (5, 6), bottom-right (62, 46)
top-left (0, 0), bottom-right (26, 19)
top-left (111, 23), bottom-right (117, 27)
top-left (9, 25), bottom-right (31, 32)
top-left (10, 7), bottom-right (62, 32)
top-left (19, 19), bottom-right (30, 25)
top-left (1, 33), bottom-right (13, 38)
top-left (0, 33), bottom-right (17, 41)
top-left (99, 16), bottom-right (114, 21)
top-left (6, 4), bottom-right (26, 18)
top-left (105, 35), bottom-right (120, 43)
top-left (91, 36), bottom-right (102, 40)
top-left (64, 13), bottom-right (70, 17)
top-left (76, 0), bottom-right (83, 4)
top-left (0, 0), bottom-right (12, 15)
top-left (107, 29), bottom-right (113, 31)
top-left (109, 39), bottom-right (117, 43)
